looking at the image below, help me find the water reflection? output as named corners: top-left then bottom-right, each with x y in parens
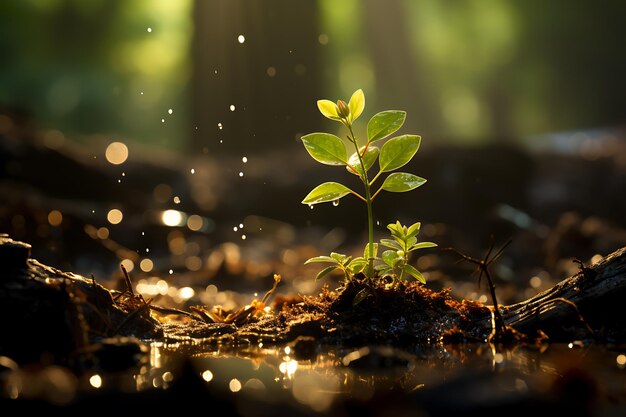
top-left (2, 342), bottom-right (625, 413)
top-left (101, 342), bottom-right (623, 414)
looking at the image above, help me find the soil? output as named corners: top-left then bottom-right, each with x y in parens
top-left (3, 234), bottom-right (626, 368)
top-left (225, 279), bottom-right (492, 347)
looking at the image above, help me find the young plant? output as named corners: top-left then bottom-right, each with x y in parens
top-left (305, 243), bottom-right (377, 282)
top-left (301, 89), bottom-right (427, 280)
top-left (378, 221), bottom-right (437, 285)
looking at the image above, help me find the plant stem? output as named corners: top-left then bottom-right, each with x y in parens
top-left (347, 125), bottom-right (375, 278)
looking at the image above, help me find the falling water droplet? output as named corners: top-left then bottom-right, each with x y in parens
top-left (242, 156), bottom-right (248, 163)
top-left (239, 223), bottom-right (244, 228)
top-left (168, 269), bottom-right (173, 275)
top-left (241, 235), bottom-right (246, 240)
top-left (376, 221), bottom-right (380, 226)
top-left (190, 168), bottom-right (195, 174)
top-left (140, 91), bottom-right (144, 95)
top-left (217, 123), bottom-right (223, 130)
top-left (239, 172), bottom-right (244, 177)
top-left (147, 27), bottom-right (152, 33)
top-left (229, 105), bottom-right (236, 112)
top-left (332, 200), bottom-right (340, 207)
top-left (237, 35), bottom-right (245, 44)
top-left (233, 226), bottom-right (238, 232)
top-left (309, 204), bottom-right (314, 210)
top-left (168, 108), bottom-right (173, 115)
top-left (161, 118), bottom-right (165, 123)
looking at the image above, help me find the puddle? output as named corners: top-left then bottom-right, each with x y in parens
top-left (7, 342), bottom-right (620, 414)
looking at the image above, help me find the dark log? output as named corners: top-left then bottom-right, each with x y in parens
top-left (0, 236), bottom-right (162, 363)
top-left (499, 246), bottom-right (626, 341)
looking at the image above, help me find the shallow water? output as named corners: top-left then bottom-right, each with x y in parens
top-left (34, 341), bottom-right (621, 415)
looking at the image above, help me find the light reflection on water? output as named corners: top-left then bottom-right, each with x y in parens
top-left (112, 342), bottom-right (626, 414)
top-left (3, 341), bottom-right (626, 413)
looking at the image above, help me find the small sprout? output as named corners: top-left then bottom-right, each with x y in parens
top-left (302, 89), bottom-right (435, 286)
top-left (378, 222), bottom-right (437, 285)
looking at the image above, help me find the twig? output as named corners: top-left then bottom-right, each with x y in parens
top-left (262, 274), bottom-right (281, 304)
top-left (113, 302), bottom-right (151, 334)
top-left (150, 305), bottom-right (204, 322)
top-left (446, 238), bottom-right (512, 339)
top-left (120, 264), bottom-right (134, 295)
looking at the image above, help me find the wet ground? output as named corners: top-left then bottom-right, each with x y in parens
top-left (1, 117), bottom-right (626, 414)
top-left (3, 341), bottom-right (626, 416)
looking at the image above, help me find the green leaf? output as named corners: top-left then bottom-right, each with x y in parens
top-left (407, 222), bottom-right (421, 238)
top-left (346, 145), bottom-right (379, 177)
top-left (301, 133), bottom-right (347, 166)
top-left (380, 238), bottom-right (403, 251)
top-left (367, 110), bottom-right (406, 142)
top-left (381, 173), bottom-right (426, 193)
top-left (408, 242), bottom-right (438, 251)
top-left (304, 256), bottom-right (337, 265)
top-left (379, 135), bottom-right (421, 172)
top-left (403, 264), bottom-right (426, 284)
top-left (348, 258), bottom-right (367, 273)
top-left (302, 182), bottom-right (353, 205)
top-left (387, 221), bottom-right (404, 240)
top-left (348, 89), bottom-right (365, 123)
top-left (363, 243), bottom-right (378, 259)
top-left (379, 268), bottom-right (394, 278)
top-left (352, 288), bottom-right (371, 306)
top-left (382, 250), bottom-right (402, 267)
top-left (330, 252), bottom-right (348, 263)
top-left (404, 236), bottom-right (417, 252)
top-left (316, 265), bottom-right (338, 280)
top-left (317, 100), bottom-right (340, 120)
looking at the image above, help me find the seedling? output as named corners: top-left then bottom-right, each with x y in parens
top-left (378, 221), bottom-right (437, 285)
top-left (302, 89), bottom-right (435, 283)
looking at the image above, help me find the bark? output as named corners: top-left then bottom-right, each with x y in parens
top-left (500, 246), bottom-right (626, 341)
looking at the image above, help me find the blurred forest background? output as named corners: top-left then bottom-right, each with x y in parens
top-left (2, 0), bottom-right (626, 150)
top-left (1, 0), bottom-right (625, 303)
